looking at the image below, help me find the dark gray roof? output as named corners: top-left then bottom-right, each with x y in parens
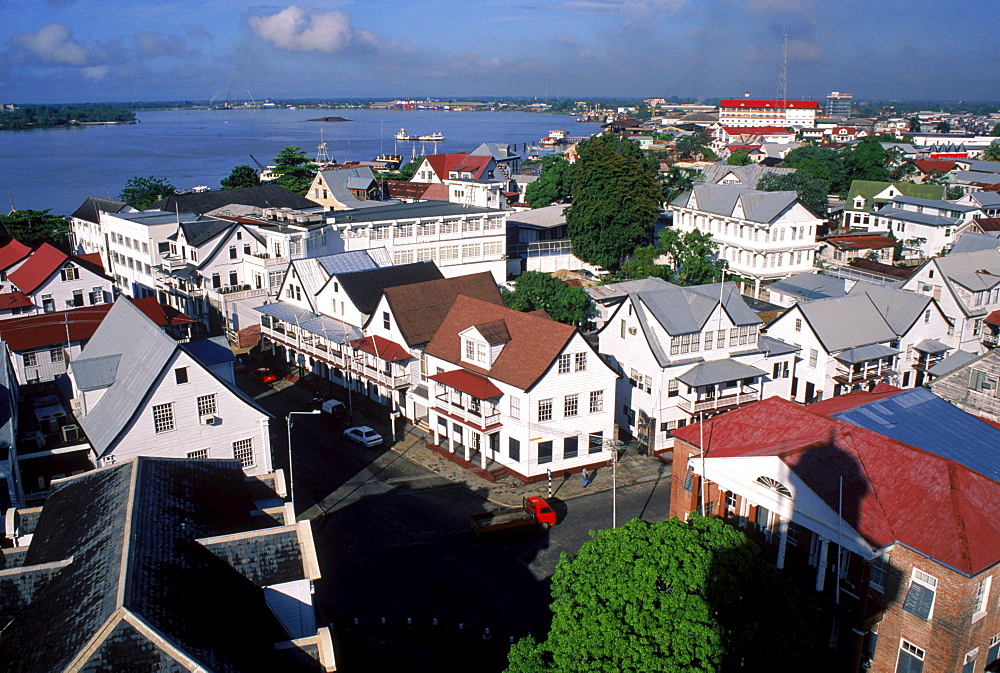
top-left (833, 387), bottom-right (1000, 481)
top-left (152, 184), bottom-right (318, 215)
top-left (69, 196), bottom-right (132, 224)
top-left (179, 217), bottom-right (233, 247)
top-left (913, 338), bottom-right (950, 353)
top-left (768, 272), bottom-right (846, 303)
top-left (677, 359), bottom-right (766, 387)
top-left (199, 527), bottom-right (306, 587)
top-left (0, 457), bottom-right (312, 673)
top-left (326, 200), bottom-right (499, 226)
top-left (874, 206), bottom-right (959, 227)
top-left (758, 335), bottom-right (800, 356)
top-left (833, 343), bottom-right (899, 364)
top-left (889, 195), bottom-right (978, 212)
top-left (338, 261), bottom-right (444, 316)
top-left (183, 337), bottom-right (236, 368)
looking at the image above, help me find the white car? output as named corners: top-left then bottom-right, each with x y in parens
top-left (343, 426), bottom-right (383, 447)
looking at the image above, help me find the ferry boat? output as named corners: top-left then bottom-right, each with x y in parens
top-left (395, 129), bottom-right (444, 141)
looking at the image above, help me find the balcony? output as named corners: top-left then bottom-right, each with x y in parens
top-left (245, 253), bottom-right (289, 269)
top-left (983, 333), bottom-right (999, 348)
top-left (677, 391), bottom-right (759, 414)
top-left (833, 364), bottom-right (896, 386)
top-left (354, 362), bottom-right (410, 390)
top-left (261, 324), bottom-right (347, 366)
top-left (208, 285), bottom-right (268, 302)
top-left (433, 394), bottom-right (501, 430)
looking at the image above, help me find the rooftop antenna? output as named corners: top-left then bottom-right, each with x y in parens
top-left (776, 29), bottom-right (788, 106)
top-left (106, 185), bottom-right (112, 200)
top-left (316, 129), bottom-right (331, 163)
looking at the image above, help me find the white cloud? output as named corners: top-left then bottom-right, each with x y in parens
top-left (247, 6), bottom-right (356, 53)
top-left (81, 65), bottom-right (109, 81)
top-left (12, 23), bottom-right (88, 66)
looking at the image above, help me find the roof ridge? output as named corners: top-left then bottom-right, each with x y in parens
top-left (116, 460), bottom-right (140, 610)
top-left (947, 461), bottom-right (974, 573)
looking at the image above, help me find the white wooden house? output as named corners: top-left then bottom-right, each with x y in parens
top-left (3, 243), bottom-right (113, 317)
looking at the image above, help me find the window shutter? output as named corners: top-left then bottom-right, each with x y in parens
top-left (902, 583), bottom-right (934, 621)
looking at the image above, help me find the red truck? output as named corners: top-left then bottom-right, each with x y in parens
top-left (469, 496), bottom-right (557, 536)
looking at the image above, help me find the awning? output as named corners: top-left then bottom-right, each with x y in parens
top-left (677, 359), bottom-right (766, 387)
top-left (912, 338), bottom-right (950, 354)
top-left (349, 335), bottom-right (411, 362)
top-left (985, 310), bottom-right (1000, 326)
top-left (834, 344), bottom-right (899, 364)
top-left (255, 301), bottom-right (361, 343)
top-left (429, 370), bottom-right (502, 400)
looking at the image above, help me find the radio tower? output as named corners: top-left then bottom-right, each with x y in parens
top-left (776, 30), bottom-right (788, 106)
top-left (316, 129), bottom-right (332, 164)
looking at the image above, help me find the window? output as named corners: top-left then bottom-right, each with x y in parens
top-left (50, 347), bottom-right (64, 363)
top-left (973, 575), bottom-right (992, 621)
top-left (870, 553), bottom-right (890, 593)
top-left (683, 464), bottom-right (695, 491)
top-left (187, 448), bottom-right (209, 459)
top-left (970, 368), bottom-right (990, 392)
top-left (963, 649), bottom-right (979, 673)
top-left (233, 438), bottom-right (255, 468)
top-left (461, 243), bottom-right (481, 259)
top-left (152, 403), bottom-right (175, 433)
top-left (229, 271), bottom-right (238, 286)
top-left (558, 353), bottom-right (571, 374)
top-left (588, 431), bottom-right (603, 454)
top-left (89, 287), bottom-right (103, 305)
top-left (755, 475), bottom-right (791, 497)
top-left (244, 244), bottom-right (251, 256)
top-left (197, 394), bottom-right (217, 417)
top-left (439, 245), bottom-right (459, 261)
top-left (564, 436), bottom-right (578, 459)
top-left (465, 339), bottom-right (476, 361)
top-left (538, 440), bottom-right (553, 464)
top-left (589, 390), bottom-right (603, 413)
top-left (229, 245), bottom-right (237, 259)
top-left (41, 294), bottom-right (54, 313)
top-left (484, 241), bottom-right (503, 256)
top-left (896, 640), bottom-right (924, 673)
top-left (902, 568), bottom-right (937, 621)
top-left (383, 311), bottom-right (390, 330)
top-left (23, 351), bottom-right (38, 367)
top-left (509, 437), bottom-right (520, 461)
top-left (923, 309), bottom-right (931, 324)
top-left (175, 367), bottom-right (189, 384)
top-left (538, 399), bottom-right (552, 422)
top-left (717, 331), bottom-right (725, 349)
top-left (620, 320), bottom-right (627, 339)
top-left (61, 265), bottom-right (79, 281)
top-left (973, 318), bottom-right (983, 336)
top-left (988, 634), bottom-right (1000, 668)
top-left (809, 349), bottom-right (818, 368)
top-left (795, 318), bottom-right (802, 332)
top-left (564, 394), bottom-right (578, 417)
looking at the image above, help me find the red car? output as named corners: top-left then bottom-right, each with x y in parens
top-left (249, 367), bottom-right (278, 384)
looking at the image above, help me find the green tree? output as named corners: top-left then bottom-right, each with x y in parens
top-left (221, 164), bottom-right (261, 190)
top-left (271, 146), bottom-right (317, 195)
top-left (566, 135), bottom-right (662, 271)
top-left (908, 117), bottom-right (922, 133)
top-left (0, 209), bottom-right (70, 248)
top-left (620, 244), bottom-right (672, 282)
top-left (756, 171), bottom-right (830, 216)
top-left (842, 137), bottom-right (890, 184)
top-left (525, 155), bottom-right (574, 208)
top-left (947, 185), bottom-right (965, 200)
top-left (656, 228), bottom-right (727, 285)
top-left (780, 145), bottom-right (848, 192)
top-left (935, 120), bottom-right (951, 133)
top-left (984, 142), bottom-right (1000, 162)
top-left (400, 156), bottom-right (423, 180)
top-left (505, 516), bottom-right (822, 673)
top-left (991, 122), bottom-right (1000, 137)
top-left (675, 129), bottom-right (712, 159)
top-left (726, 150), bottom-right (752, 166)
top-left (119, 176), bottom-right (176, 210)
top-left (503, 271), bottom-right (591, 326)
top-left (660, 166), bottom-right (701, 204)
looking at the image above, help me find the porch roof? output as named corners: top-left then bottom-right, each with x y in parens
top-left (985, 309), bottom-right (1000, 326)
top-left (833, 343), bottom-right (899, 364)
top-left (912, 338), bottom-right (950, 354)
top-left (255, 301), bottom-right (361, 343)
top-left (429, 369), bottom-right (502, 400)
top-left (349, 335), bottom-right (411, 362)
top-left (677, 359), bottom-right (765, 387)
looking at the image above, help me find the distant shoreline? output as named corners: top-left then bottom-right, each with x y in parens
top-left (307, 116), bottom-right (350, 122)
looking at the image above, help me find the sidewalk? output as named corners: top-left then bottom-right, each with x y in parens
top-left (273, 377), bottom-right (672, 508)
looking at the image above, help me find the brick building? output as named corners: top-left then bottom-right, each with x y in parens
top-left (669, 389), bottom-right (1000, 672)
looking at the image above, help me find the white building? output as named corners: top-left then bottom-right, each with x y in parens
top-left (2, 243), bottom-right (113, 317)
top-left (871, 195), bottom-right (981, 259)
top-left (595, 278), bottom-right (798, 453)
top-left (668, 183), bottom-right (823, 294)
top-left (718, 99), bottom-right (818, 128)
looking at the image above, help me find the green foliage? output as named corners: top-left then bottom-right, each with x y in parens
top-left (726, 151), bottom-right (751, 166)
top-left (841, 137), bottom-right (890, 184)
top-left (780, 145), bottom-right (848, 193)
top-left (271, 146), bottom-right (317, 195)
top-left (400, 157), bottom-right (423, 180)
top-left (0, 209), bottom-right (70, 248)
top-left (909, 117), bottom-right (922, 133)
top-left (503, 271), bottom-right (591, 326)
top-left (620, 244), bottom-right (672, 282)
top-left (934, 120), bottom-right (951, 133)
top-left (566, 135), bottom-right (662, 271)
top-left (660, 166), bottom-right (702, 204)
top-left (675, 129), bottom-right (712, 159)
top-left (119, 176), bottom-right (176, 211)
top-left (947, 185), bottom-right (965, 200)
top-left (0, 104), bottom-right (135, 130)
top-left (221, 164), bottom-right (261, 190)
top-left (505, 516), bottom-right (823, 673)
top-left (992, 123), bottom-right (1000, 137)
top-left (526, 155), bottom-right (574, 208)
top-left (984, 142), bottom-right (1000, 162)
top-left (656, 228), bottom-right (726, 285)
top-left (756, 172), bottom-right (829, 216)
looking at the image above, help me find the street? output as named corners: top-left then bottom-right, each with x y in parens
top-left (246, 376), bottom-right (671, 672)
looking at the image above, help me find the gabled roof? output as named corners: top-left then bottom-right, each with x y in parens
top-left (671, 183), bottom-right (801, 224)
top-left (846, 283), bottom-right (934, 336)
top-left (151, 184), bottom-right (317, 215)
top-left (316, 166), bottom-right (398, 209)
top-left (382, 272), bottom-right (503, 347)
top-left (471, 142), bottom-right (520, 161)
top-left (636, 280), bottom-right (761, 337)
top-left (673, 396), bottom-right (1000, 575)
top-left (950, 232), bottom-right (1000, 255)
top-left (423, 153), bottom-right (495, 181)
top-left (796, 293), bottom-right (897, 352)
top-left (0, 239), bottom-right (32, 271)
top-left (966, 191), bottom-right (1000, 207)
top-left (178, 217), bottom-right (232, 247)
top-left (424, 295), bottom-right (576, 391)
top-left (914, 159), bottom-right (957, 175)
top-left (844, 180), bottom-right (946, 210)
top-left (338, 261), bottom-right (444, 317)
top-left (0, 298), bottom-right (193, 352)
top-left (69, 196), bottom-right (132, 224)
top-left (699, 163), bottom-right (795, 187)
top-left (285, 249), bottom-right (393, 307)
top-left (0, 457), bottom-right (312, 671)
top-left (8, 243), bottom-right (68, 294)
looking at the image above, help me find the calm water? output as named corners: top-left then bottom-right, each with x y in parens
top-left (1, 108), bottom-right (600, 216)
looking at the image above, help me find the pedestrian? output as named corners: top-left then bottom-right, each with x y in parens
top-left (581, 468), bottom-right (590, 487)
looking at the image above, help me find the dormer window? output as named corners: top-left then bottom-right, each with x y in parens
top-left (854, 197), bottom-right (865, 209)
top-left (463, 338), bottom-right (487, 365)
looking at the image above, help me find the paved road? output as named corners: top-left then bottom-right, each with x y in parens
top-left (245, 376), bottom-right (671, 672)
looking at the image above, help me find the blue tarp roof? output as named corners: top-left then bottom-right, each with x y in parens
top-left (833, 386), bottom-right (1000, 481)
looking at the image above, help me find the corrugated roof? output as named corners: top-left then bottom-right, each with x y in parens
top-left (636, 281), bottom-right (761, 337)
top-left (71, 353), bottom-right (122, 391)
top-left (673, 183), bottom-right (799, 224)
top-left (429, 369), bottom-right (503, 400)
top-left (950, 232), bottom-right (1000, 255)
top-left (833, 343), bottom-right (899, 364)
top-left (699, 164), bottom-right (795, 187)
top-left (846, 283), bottom-right (932, 336)
top-left (874, 206), bottom-right (958, 227)
top-left (677, 359), bottom-right (766, 387)
top-left (326, 200), bottom-right (498, 225)
top-left (316, 248), bottom-right (392, 275)
top-left (350, 335), bottom-right (410, 362)
top-left (928, 349), bottom-right (979, 378)
top-left (0, 239), bottom-right (32, 271)
top-left (8, 243), bottom-right (68, 294)
top-left (798, 294), bottom-right (897, 352)
top-left (0, 290), bottom-right (33, 310)
top-left (256, 301), bottom-right (361, 343)
top-left (767, 272), bottom-right (845, 303)
top-left (912, 338), bottom-right (950, 353)
top-left (179, 218), bottom-right (232, 247)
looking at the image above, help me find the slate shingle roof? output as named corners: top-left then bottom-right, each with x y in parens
top-left (151, 185), bottom-right (318, 215)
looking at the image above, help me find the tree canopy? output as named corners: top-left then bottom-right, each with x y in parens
top-left (984, 142), bottom-right (1000, 162)
top-left (756, 171), bottom-right (829, 216)
top-left (525, 155), bottom-right (574, 208)
top-left (566, 135), bottom-right (662, 271)
top-left (0, 209), bottom-right (70, 248)
top-left (842, 137), bottom-right (891, 183)
top-left (726, 151), bottom-right (752, 166)
top-left (504, 516), bottom-right (822, 673)
top-left (271, 146), bottom-right (317, 195)
top-left (660, 166), bottom-right (701, 204)
top-left (221, 164), bottom-right (261, 190)
top-left (119, 176), bottom-right (176, 210)
top-left (502, 271), bottom-right (591, 326)
top-left (675, 129), bottom-right (713, 160)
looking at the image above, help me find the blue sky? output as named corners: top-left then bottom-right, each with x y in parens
top-left (1, 0), bottom-right (997, 103)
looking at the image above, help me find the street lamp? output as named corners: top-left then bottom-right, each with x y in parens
top-left (287, 410), bottom-right (320, 519)
top-left (604, 438), bottom-right (625, 528)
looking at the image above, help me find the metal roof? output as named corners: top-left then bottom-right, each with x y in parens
top-left (928, 349), bottom-right (979, 378)
top-left (70, 354), bottom-right (122, 391)
top-left (768, 272), bottom-right (846, 302)
top-left (255, 301), bottom-right (361, 343)
top-left (950, 232), bottom-right (1000, 255)
top-left (912, 338), bottom-right (950, 354)
top-left (316, 248), bottom-right (392, 275)
top-left (677, 359), bottom-right (766, 387)
top-left (889, 195), bottom-right (979, 212)
top-left (833, 387), bottom-right (1000, 481)
top-left (846, 283), bottom-right (932, 336)
top-left (874, 206), bottom-right (959, 227)
top-left (326, 200), bottom-right (500, 226)
top-left (833, 343), bottom-right (899, 364)
top-left (798, 294), bottom-right (897, 352)
top-left (672, 183), bottom-right (800, 224)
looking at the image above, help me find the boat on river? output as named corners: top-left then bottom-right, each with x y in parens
top-left (395, 128), bottom-right (444, 141)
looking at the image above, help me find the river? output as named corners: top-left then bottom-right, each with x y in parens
top-left (1, 108), bottom-right (601, 217)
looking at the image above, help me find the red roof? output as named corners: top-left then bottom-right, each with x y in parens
top-left (422, 153), bottom-right (494, 182)
top-left (8, 243), bottom-right (68, 294)
top-left (673, 396), bottom-right (1000, 575)
top-left (727, 144), bottom-right (762, 152)
top-left (915, 160), bottom-right (957, 174)
top-left (720, 126), bottom-right (793, 136)
top-left (974, 217), bottom-right (1000, 233)
top-left (826, 235), bottom-right (896, 250)
top-left (429, 369), bottom-right (503, 400)
top-left (349, 335), bottom-right (411, 362)
top-left (984, 310), bottom-right (1000, 326)
top-left (0, 298), bottom-right (193, 351)
top-left (0, 240), bottom-right (31, 272)
top-left (720, 99), bottom-right (818, 109)
top-left (805, 383), bottom-right (904, 415)
top-left (0, 291), bottom-right (34, 310)
top-left (77, 252), bottom-right (104, 271)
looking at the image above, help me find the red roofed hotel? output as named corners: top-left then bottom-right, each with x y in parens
top-left (421, 295), bottom-right (618, 482)
top-left (719, 98), bottom-right (819, 128)
top-left (670, 394), bottom-right (1000, 673)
